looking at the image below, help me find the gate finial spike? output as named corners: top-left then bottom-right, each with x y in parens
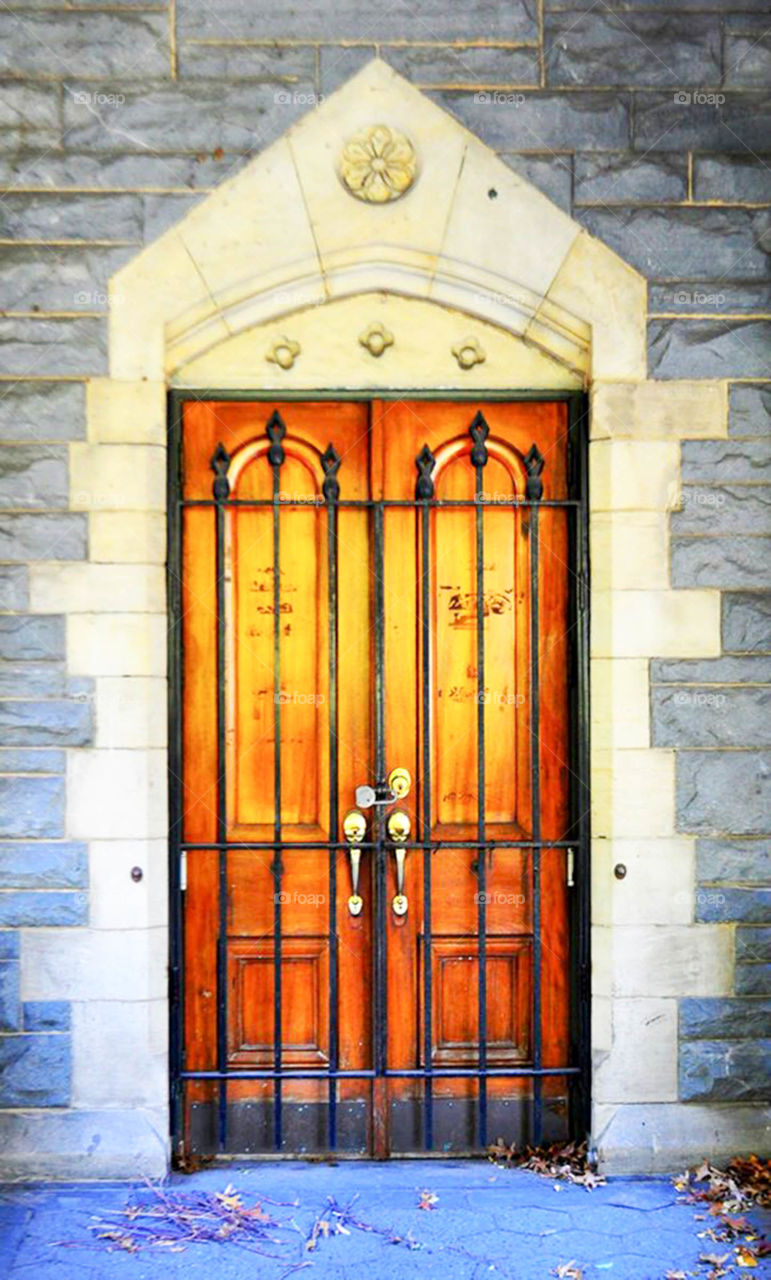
top-left (321, 443), bottom-right (341, 503)
top-left (210, 442), bottom-right (231, 500)
top-left (266, 410), bottom-right (287, 468)
top-left (469, 411), bottom-right (490, 468)
top-left (415, 443), bottom-right (436, 499)
top-left (524, 443), bottom-right (545, 501)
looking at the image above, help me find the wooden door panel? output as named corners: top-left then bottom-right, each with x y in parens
top-left (374, 398), bottom-right (571, 1137)
top-left (422, 936), bottom-right (533, 1066)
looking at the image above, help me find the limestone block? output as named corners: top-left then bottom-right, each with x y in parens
top-left (70, 444), bottom-right (165, 511)
top-left (0, 1106), bottom-right (169, 1180)
top-left (592, 837), bottom-right (695, 926)
top-left (21, 926), bottom-right (167, 1002)
top-left (67, 748), bottom-right (167, 840)
top-left (71, 999), bottom-right (167, 1107)
top-left (590, 512), bottom-right (670, 591)
top-left (592, 748), bottom-right (676, 838)
top-left (537, 230), bottom-right (646, 380)
top-left (590, 658), bottom-right (650, 750)
top-left (611, 924), bottom-right (733, 998)
top-left (94, 677), bottom-right (167, 749)
top-left (594, 1102), bottom-right (771, 1174)
top-left (86, 379), bottom-right (166, 444)
top-left (68, 614), bottom-right (167, 677)
top-left (591, 589), bottom-right (721, 658)
top-left (88, 839), bottom-right (167, 930)
top-left (89, 511), bottom-right (166, 564)
top-left (590, 440), bottom-right (681, 513)
top-left (594, 998), bottom-right (678, 1103)
top-left (592, 380), bottom-right (727, 440)
top-left (29, 563), bottom-right (165, 614)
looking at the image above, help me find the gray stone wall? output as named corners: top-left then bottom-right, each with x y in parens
top-left (651, 382), bottom-right (770, 1105)
top-left (0, 2), bottom-right (769, 1121)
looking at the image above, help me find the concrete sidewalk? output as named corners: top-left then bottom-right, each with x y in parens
top-left (0, 1161), bottom-right (767, 1279)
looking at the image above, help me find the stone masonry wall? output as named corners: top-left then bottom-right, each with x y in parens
top-left (0, 2), bottom-right (769, 1133)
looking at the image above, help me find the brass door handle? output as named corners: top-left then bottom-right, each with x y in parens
top-left (343, 809), bottom-right (366, 916)
top-left (387, 809), bottom-right (410, 916)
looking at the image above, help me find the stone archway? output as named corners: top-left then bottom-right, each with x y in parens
top-left (18, 58), bottom-right (732, 1178)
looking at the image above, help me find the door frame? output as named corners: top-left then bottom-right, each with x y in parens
top-left (166, 387), bottom-right (591, 1160)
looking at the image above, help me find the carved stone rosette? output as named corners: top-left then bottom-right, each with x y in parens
top-left (339, 124), bottom-right (417, 204)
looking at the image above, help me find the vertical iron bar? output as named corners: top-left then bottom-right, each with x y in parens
top-left (373, 502), bottom-right (388, 1090)
top-left (268, 412), bottom-right (286, 1153)
top-left (569, 402), bottom-right (592, 1140)
top-left (168, 398), bottom-right (185, 1156)
top-left (211, 442), bottom-right (231, 1154)
top-left (416, 445), bottom-right (436, 1151)
top-left (470, 414), bottom-right (489, 1151)
top-left (323, 446), bottom-right (341, 1152)
top-left (525, 443), bottom-right (545, 1147)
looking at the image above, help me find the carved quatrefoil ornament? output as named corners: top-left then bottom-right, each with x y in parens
top-left (359, 322), bottom-right (394, 357)
top-left (452, 337), bottom-right (486, 370)
top-left (340, 124), bottom-right (417, 204)
top-left (266, 337), bottom-right (301, 370)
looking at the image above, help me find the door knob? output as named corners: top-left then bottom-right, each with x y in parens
top-left (387, 810), bottom-right (410, 916)
top-left (343, 809), bottom-right (366, 916)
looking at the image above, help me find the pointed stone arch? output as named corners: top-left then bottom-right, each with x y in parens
top-left (109, 58), bottom-right (645, 388)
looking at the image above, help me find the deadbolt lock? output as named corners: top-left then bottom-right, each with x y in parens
top-left (388, 767), bottom-right (411, 800)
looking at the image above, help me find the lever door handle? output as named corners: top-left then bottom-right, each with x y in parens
top-left (387, 809), bottom-right (410, 916)
top-left (343, 809), bottom-right (366, 916)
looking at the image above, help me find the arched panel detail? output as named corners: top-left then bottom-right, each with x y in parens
top-left (433, 434), bottom-right (528, 495)
top-left (228, 435), bottom-right (326, 496)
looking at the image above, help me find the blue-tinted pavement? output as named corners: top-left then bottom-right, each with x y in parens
top-left (1, 1161), bottom-right (768, 1279)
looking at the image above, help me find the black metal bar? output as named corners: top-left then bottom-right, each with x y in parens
top-left (567, 397), bottom-right (593, 1143)
top-left (323, 445), bottom-right (341, 1152)
top-left (167, 397), bottom-right (185, 1158)
top-left (211, 442), bottom-right (231, 1153)
top-left (180, 839), bottom-right (577, 851)
top-left (182, 497), bottom-right (581, 510)
top-left (416, 444), bottom-right (436, 1151)
top-left (469, 412), bottom-right (489, 1150)
top-left (182, 1066), bottom-right (580, 1081)
top-left (373, 502), bottom-right (388, 1100)
top-left (267, 410), bottom-right (286, 1153)
top-left (170, 389), bottom-right (581, 407)
top-left (525, 443), bottom-right (545, 1147)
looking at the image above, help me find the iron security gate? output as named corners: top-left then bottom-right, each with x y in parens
top-left (168, 392), bottom-right (590, 1159)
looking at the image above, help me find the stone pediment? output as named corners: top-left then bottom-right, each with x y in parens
top-left (110, 58), bottom-right (645, 387)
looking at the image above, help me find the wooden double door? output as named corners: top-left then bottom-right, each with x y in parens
top-left (173, 396), bottom-right (587, 1158)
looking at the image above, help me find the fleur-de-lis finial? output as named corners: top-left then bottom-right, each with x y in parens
top-left (524, 443), bottom-right (545, 501)
top-left (469, 412), bottom-right (489, 468)
top-left (415, 443), bottom-right (436, 499)
top-left (321, 444), bottom-right (341, 503)
top-left (266, 411), bottom-right (287, 468)
top-left (210, 442), bottom-right (231, 500)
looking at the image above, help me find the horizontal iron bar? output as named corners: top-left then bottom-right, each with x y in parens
top-left (182, 1067), bottom-right (580, 1081)
top-left (180, 497), bottom-right (581, 509)
top-left (172, 388), bottom-right (583, 404)
top-left (180, 840), bottom-right (579, 851)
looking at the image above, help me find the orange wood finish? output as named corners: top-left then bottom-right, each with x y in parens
top-left (180, 398), bottom-right (571, 1154)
